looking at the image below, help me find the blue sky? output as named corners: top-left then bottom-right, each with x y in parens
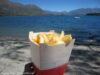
top-left (10, 0), bottom-right (100, 11)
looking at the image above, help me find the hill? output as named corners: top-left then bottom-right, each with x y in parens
top-left (69, 8), bottom-right (100, 16)
top-left (0, 0), bottom-right (48, 16)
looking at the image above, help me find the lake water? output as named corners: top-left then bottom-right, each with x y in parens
top-left (0, 16), bottom-right (100, 42)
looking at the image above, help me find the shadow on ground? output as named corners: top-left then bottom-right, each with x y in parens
top-left (66, 48), bottom-right (100, 75)
top-left (0, 41), bottom-right (30, 62)
top-left (0, 41), bottom-right (100, 75)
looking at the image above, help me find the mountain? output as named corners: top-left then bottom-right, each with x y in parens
top-left (46, 8), bottom-right (100, 16)
top-left (69, 8), bottom-right (100, 16)
top-left (46, 10), bottom-right (68, 15)
top-left (0, 0), bottom-right (48, 16)
top-left (0, 0), bottom-right (100, 16)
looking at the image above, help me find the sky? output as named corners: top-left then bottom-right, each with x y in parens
top-left (10, 0), bottom-right (100, 11)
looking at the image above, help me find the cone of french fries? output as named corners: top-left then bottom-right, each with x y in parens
top-left (29, 30), bottom-right (75, 75)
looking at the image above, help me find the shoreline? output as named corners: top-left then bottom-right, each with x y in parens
top-left (0, 37), bottom-right (99, 46)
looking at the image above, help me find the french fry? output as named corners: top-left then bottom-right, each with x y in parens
top-left (61, 34), bottom-right (72, 43)
top-left (29, 31), bottom-right (72, 45)
top-left (38, 34), bottom-right (44, 44)
top-left (60, 30), bottom-right (64, 39)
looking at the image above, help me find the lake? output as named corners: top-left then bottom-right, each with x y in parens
top-left (0, 16), bottom-right (100, 43)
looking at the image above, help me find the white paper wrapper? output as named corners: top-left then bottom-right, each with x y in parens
top-left (30, 39), bottom-right (75, 70)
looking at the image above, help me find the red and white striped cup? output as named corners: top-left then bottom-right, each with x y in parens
top-left (30, 39), bottom-right (75, 75)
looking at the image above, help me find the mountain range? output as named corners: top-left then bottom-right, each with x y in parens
top-left (0, 0), bottom-right (48, 16)
top-left (0, 0), bottom-right (100, 16)
top-left (69, 8), bottom-right (100, 15)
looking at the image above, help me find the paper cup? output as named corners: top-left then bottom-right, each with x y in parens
top-left (30, 39), bottom-right (75, 75)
